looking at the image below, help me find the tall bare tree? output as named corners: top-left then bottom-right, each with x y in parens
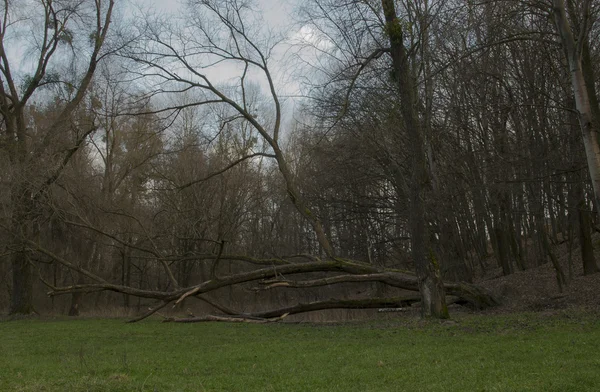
top-left (0, 0), bottom-right (115, 314)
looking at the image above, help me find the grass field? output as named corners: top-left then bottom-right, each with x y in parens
top-left (1, 311), bottom-right (600, 391)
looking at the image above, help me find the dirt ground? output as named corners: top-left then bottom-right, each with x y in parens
top-left (475, 233), bottom-right (600, 314)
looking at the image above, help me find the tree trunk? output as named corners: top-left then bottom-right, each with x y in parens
top-left (553, 0), bottom-right (600, 217)
top-left (122, 246), bottom-right (132, 309)
top-left (9, 182), bottom-right (35, 315)
top-left (68, 282), bottom-right (84, 316)
top-left (10, 249), bottom-right (34, 315)
top-left (539, 222), bottom-right (567, 292)
top-left (578, 205), bottom-right (599, 275)
top-left (381, 0), bottom-right (448, 319)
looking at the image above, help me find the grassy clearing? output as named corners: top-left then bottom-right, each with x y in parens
top-left (1, 311), bottom-right (600, 391)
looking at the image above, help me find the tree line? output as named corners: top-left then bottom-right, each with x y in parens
top-left (0, 0), bottom-right (598, 320)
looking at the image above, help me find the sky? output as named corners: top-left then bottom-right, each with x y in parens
top-left (137, 0), bottom-right (312, 123)
top-left (7, 0), bottom-right (310, 124)
top-left (145, 0), bottom-right (293, 29)
top-left (140, 0), bottom-right (301, 90)
top-left (122, 0), bottom-right (316, 148)
top-left (8, 0), bottom-right (307, 96)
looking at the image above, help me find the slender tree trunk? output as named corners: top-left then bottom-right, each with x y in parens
top-left (69, 242), bottom-right (98, 316)
top-left (68, 275), bottom-right (85, 317)
top-left (272, 144), bottom-right (336, 258)
top-left (578, 205), bottom-right (598, 275)
top-left (538, 216), bottom-right (567, 291)
top-left (122, 244), bottom-right (132, 309)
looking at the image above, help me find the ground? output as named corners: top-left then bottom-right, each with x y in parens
top-left (2, 233), bottom-right (600, 391)
top-left (1, 312), bottom-right (600, 391)
top-left (475, 233), bottom-right (600, 314)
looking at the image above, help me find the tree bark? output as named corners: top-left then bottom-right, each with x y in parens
top-left (578, 205), bottom-right (599, 275)
top-left (553, 0), bottom-right (600, 218)
top-left (566, 84), bottom-right (599, 276)
top-left (381, 0), bottom-right (448, 319)
top-left (539, 222), bottom-right (567, 291)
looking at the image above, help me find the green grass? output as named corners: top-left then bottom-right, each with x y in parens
top-left (1, 312), bottom-right (600, 391)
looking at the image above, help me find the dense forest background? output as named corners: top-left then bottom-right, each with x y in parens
top-left (1, 0), bottom-right (599, 320)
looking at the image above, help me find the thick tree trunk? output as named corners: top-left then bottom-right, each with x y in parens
top-left (508, 211), bottom-right (525, 271)
top-left (494, 193), bottom-right (514, 276)
top-left (381, 0), bottom-right (448, 319)
top-left (494, 225), bottom-right (513, 276)
top-left (580, 32), bottom-right (600, 131)
top-left (565, 84), bottom-right (599, 276)
top-left (553, 0), bottom-right (600, 217)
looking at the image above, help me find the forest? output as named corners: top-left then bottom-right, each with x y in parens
top-left (1, 0), bottom-right (599, 322)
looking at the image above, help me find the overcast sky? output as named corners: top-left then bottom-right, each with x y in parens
top-left (139, 0), bottom-right (301, 93)
top-left (136, 0), bottom-right (308, 128)
top-left (7, 0), bottom-right (306, 121)
top-left (145, 0), bottom-right (294, 28)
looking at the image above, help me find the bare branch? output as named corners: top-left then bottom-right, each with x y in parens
top-left (177, 152), bottom-right (276, 190)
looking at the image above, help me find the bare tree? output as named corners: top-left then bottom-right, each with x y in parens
top-left (0, 0), bottom-right (115, 315)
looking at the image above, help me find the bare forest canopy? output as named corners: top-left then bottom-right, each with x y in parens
top-left (1, 0), bottom-right (599, 321)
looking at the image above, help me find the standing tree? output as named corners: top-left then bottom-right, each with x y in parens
top-left (553, 0), bottom-right (600, 216)
top-left (0, 0), bottom-right (115, 314)
top-left (380, 0), bottom-right (448, 318)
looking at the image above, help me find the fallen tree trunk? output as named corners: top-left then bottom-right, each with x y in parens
top-left (250, 296), bottom-right (421, 319)
top-left (162, 295), bottom-right (470, 323)
top-left (44, 265), bottom-right (498, 310)
top-left (257, 273), bottom-right (499, 310)
top-left (163, 313), bottom-right (290, 324)
top-left (35, 241), bottom-right (498, 320)
top-left (165, 297), bottom-right (422, 323)
top-left (444, 282), bottom-right (500, 309)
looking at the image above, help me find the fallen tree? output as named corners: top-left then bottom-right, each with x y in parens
top-left (35, 238), bottom-right (499, 322)
top-left (165, 297), bottom-right (422, 323)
